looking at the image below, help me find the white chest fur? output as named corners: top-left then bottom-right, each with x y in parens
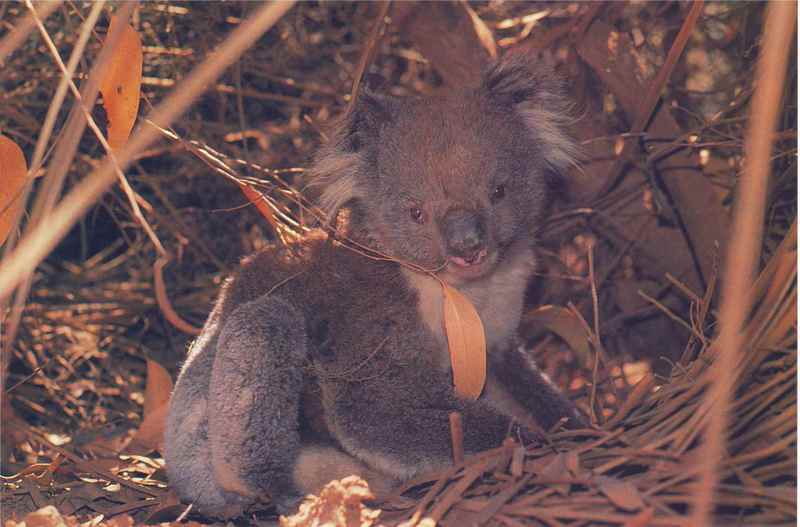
top-left (403, 244), bottom-right (535, 366)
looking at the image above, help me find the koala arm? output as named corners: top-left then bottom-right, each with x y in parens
top-left (207, 293), bottom-right (309, 512)
top-left (488, 346), bottom-right (588, 430)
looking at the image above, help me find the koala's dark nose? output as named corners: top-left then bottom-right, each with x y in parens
top-left (441, 208), bottom-right (486, 261)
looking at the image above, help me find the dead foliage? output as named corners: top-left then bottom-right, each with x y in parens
top-left (280, 476), bottom-right (381, 527)
top-left (1, 2), bottom-right (795, 526)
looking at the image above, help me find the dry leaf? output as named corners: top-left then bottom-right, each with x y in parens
top-left (143, 490), bottom-right (184, 525)
top-left (99, 16), bottom-right (142, 150)
top-left (526, 305), bottom-right (592, 364)
top-left (280, 476), bottom-right (381, 527)
top-left (104, 517), bottom-right (134, 527)
top-left (564, 450), bottom-right (580, 475)
top-left (128, 402), bottom-right (169, 454)
top-left (4, 506), bottom-right (80, 527)
top-left (596, 475), bottom-right (646, 512)
top-left (530, 450), bottom-right (582, 496)
top-left (441, 282), bottom-right (486, 400)
top-left (143, 359), bottom-right (172, 417)
top-left (397, 519), bottom-right (436, 527)
top-left (0, 134), bottom-right (28, 245)
top-left (4, 508), bottom-right (147, 527)
top-left (239, 182), bottom-right (280, 228)
top-left (623, 507), bottom-right (655, 527)
top-left (128, 359), bottom-right (173, 453)
top-left (510, 446), bottom-right (525, 477)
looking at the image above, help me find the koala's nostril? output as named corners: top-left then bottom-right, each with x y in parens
top-left (459, 233), bottom-right (483, 253)
top-left (442, 208), bottom-right (486, 259)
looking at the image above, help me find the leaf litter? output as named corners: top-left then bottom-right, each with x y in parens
top-left (1, 2), bottom-right (795, 526)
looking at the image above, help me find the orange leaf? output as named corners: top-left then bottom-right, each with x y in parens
top-left (143, 359), bottom-right (172, 417)
top-left (129, 359), bottom-right (173, 453)
top-left (596, 475), bottom-right (646, 512)
top-left (129, 402), bottom-right (169, 454)
top-left (623, 507), bottom-right (655, 527)
top-left (99, 16), bottom-right (142, 150)
top-left (239, 182), bottom-right (279, 228)
top-left (536, 450), bottom-right (582, 495)
top-left (0, 134), bottom-right (28, 245)
top-left (441, 282), bottom-right (486, 400)
top-left (527, 305), bottom-right (593, 364)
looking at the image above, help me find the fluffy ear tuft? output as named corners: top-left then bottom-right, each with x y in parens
top-left (305, 148), bottom-right (363, 222)
top-left (340, 89), bottom-right (394, 153)
top-left (483, 52), bottom-right (580, 173)
top-left (305, 90), bottom-right (393, 222)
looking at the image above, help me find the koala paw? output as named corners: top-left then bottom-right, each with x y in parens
top-left (273, 491), bottom-right (306, 517)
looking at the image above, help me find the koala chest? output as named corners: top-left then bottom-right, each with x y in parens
top-left (306, 259), bottom-right (438, 376)
top-left (403, 248), bottom-right (535, 361)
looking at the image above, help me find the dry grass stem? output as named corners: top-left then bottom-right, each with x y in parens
top-left (690, 1), bottom-right (796, 524)
top-left (0, 0), bottom-right (60, 66)
top-left (26, 0), bottom-right (165, 256)
top-left (0, 0), bottom-right (297, 302)
top-left (0, 0), bottom-right (105, 386)
top-left (1, 1), bottom-right (136, 382)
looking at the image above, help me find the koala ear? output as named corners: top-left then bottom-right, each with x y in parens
top-left (341, 88), bottom-right (394, 152)
top-left (306, 90), bottom-right (393, 222)
top-left (482, 52), bottom-right (579, 173)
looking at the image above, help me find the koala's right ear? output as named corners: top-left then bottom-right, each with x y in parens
top-left (305, 90), bottom-right (393, 222)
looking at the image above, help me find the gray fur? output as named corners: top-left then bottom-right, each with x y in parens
top-left (165, 52), bottom-right (585, 518)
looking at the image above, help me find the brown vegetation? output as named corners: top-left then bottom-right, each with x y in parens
top-left (1, 2), bottom-right (795, 526)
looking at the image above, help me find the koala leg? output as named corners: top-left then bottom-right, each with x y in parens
top-left (208, 295), bottom-right (308, 514)
top-left (331, 387), bottom-right (514, 481)
top-left (165, 311), bottom-right (254, 518)
top-left (488, 346), bottom-right (588, 430)
top-left (292, 444), bottom-right (398, 499)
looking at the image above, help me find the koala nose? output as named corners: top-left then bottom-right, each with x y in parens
top-left (441, 208), bottom-right (486, 262)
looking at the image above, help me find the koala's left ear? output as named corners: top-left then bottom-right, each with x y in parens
top-left (482, 51), bottom-right (579, 173)
top-left (305, 88), bottom-right (396, 223)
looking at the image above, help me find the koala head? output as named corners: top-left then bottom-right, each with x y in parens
top-left (308, 52), bottom-right (577, 284)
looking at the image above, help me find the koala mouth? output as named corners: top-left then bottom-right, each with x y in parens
top-left (449, 248), bottom-right (487, 268)
top-left (444, 248), bottom-right (493, 281)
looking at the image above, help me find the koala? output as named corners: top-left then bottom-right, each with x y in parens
top-left (164, 51), bottom-right (585, 518)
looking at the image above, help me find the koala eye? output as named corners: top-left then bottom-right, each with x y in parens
top-left (491, 184), bottom-right (506, 204)
top-left (409, 206), bottom-right (426, 224)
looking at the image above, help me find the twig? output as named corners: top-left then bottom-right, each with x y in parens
top-left (348, 1), bottom-right (391, 105)
top-left (587, 242), bottom-right (601, 345)
top-left (214, 82), bottom-right (328, 107)
top-left (691, 2), bottom-right (796, 524)
top-left (595, 0), bottom-right (704, 197)
top-left (22, 0), bottom-right (203, 340)
top-left (27, 0), bottom-right (166, 256)
top-left (0, 0), bottom-right (105, 386)
top-left (0, 0), bottom-right (61, 66)
top-left (1, 1), bottom-right (136, 389)
top-left (638, 290), bottom-right (706, 344)
top-left (567, 301), bottom-right (604, 425)
top-left (0, 0), bottom-right (298, 302)
top-left (664, 273), bottom-right (703, 306)
top-left (153, 256), bottom-right (201, 336)
top-left (449, 411), bottom-right (465, 464)
top-left (26, 1), bottom-right (106, 219)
